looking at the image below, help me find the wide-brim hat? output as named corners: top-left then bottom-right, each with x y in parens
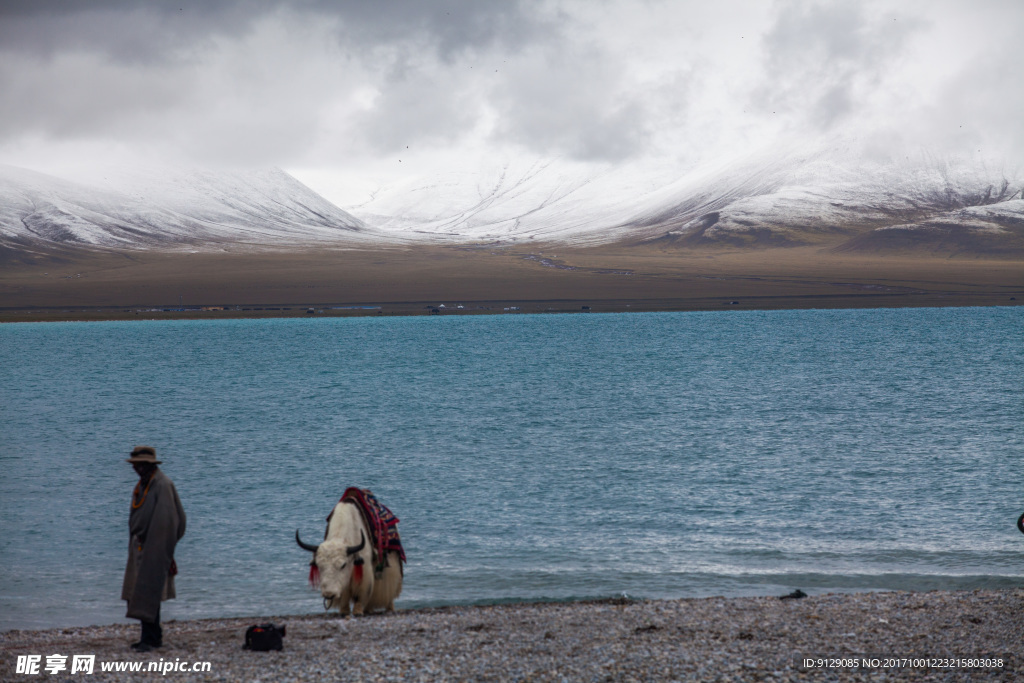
top-left (126, 445), bottom-right (162, 464)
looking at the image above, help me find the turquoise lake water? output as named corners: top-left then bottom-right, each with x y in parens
top-left (1, 307), bottom-right (1022, 630)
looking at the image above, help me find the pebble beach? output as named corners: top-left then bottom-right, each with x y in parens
top-left (2, 590), bottom-right (1021, 682)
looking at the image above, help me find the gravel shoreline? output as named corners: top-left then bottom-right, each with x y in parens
top-left (2, 590), bottom-right (1021, 681)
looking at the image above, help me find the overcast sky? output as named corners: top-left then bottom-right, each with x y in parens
top-left (1, 0), bottom-right (1021, 204)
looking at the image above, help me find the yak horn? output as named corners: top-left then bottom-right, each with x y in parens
top-left (295, 529), bottom-right (320, 553)
top-left (346, 531), bottom-right (366, 556)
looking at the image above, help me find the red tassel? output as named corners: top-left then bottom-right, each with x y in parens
top-left (309, 564), bottom-right (320, 589)
top-left (353, 564), bottom-right (363, 584)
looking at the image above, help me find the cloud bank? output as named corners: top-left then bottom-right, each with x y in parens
top-left (0, 0), bottom-right (1021, 204)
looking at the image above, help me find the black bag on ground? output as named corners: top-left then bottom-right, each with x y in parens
top-left (243, 623), bottom-right (285, 651)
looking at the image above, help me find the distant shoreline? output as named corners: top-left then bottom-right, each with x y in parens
top-left (2, 590), bottom-right (1021, 680)
top-left (3, 294), bottom-right (1022, 324)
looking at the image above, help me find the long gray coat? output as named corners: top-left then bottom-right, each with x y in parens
top-left (121, 469), bottom-right (186, 622)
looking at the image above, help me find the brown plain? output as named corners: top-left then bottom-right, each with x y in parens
top-left (1, 243), bottom-right (1021, 322)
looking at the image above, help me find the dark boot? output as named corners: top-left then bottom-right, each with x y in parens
top-left (132, 606), bottom-right (162, 650)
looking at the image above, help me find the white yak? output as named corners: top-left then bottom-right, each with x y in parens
top-left (296, 501), bottom-right (403, 616)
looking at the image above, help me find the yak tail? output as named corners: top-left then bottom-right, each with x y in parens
top-left (308, 564), bottom-right (321, 589)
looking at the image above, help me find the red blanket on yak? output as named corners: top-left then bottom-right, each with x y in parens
top-left (332, 487), bottom-right (406, 570)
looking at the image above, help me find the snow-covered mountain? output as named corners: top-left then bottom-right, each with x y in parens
top-left (633, 148), bottom-right (1024, 254)
top-left (0, 164), bottom-right (375, 253)
top-left (345, 157), bottom-right (672, 245)
top-left (350, 145), bottom-right (1024, 255)
top-left (3, 144), bottom-right (1023, 256)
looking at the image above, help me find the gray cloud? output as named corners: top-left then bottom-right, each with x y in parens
top-left (0, 0), bottom-right (556, 166)
top-left (353, 55), bottom-right (481, 155)
top-left (490, 42), bottom-right (659, 161)
top-left (0, 1), bottom-right (266, 64)
top-left (752, 0), bottom-right (925, 132)
top-left (906, 34), bottom-right (1024, 161)
top-left (0, 1), bottom-right (547, 64)
top-left (0, 0), bottom-right (1020, 182)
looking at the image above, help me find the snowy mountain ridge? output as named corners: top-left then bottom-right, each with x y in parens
top-left (349, 145), bottom-right (1024, 253)
top-left (2, 144), bottom-right (1023, 256)
top-left (0, 164), bottom-right (376, 253)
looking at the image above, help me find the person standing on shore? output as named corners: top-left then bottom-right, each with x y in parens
top-left (121, 446), bottom-right (186, 652)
